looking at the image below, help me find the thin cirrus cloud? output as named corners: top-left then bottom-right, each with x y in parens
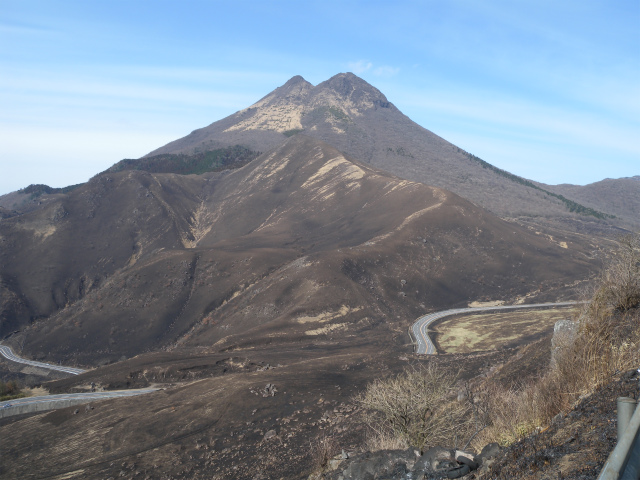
top-left (392, 84), bottom-right (640, 157)
top-left (0, 68), bottom-right (257, 110)
top-left (347, 60), bottom-right (399, 77)
top-left (0, 21), bottom-right (57, 36)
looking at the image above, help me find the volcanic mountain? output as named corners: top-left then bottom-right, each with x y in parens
top-left (144, 72), bottom-right (634, 230)
top-left (0, 76), bottom-right (630, 480)
top-left (1, 135), bottom-right (592, 365)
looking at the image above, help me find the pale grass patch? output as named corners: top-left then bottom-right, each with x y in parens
top-left (305, 323), bottom-right (348, 336)
top-left (297, 305), bottom-right (362, 324)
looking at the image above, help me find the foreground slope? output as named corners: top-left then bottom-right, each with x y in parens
top-left (146, 73), bottom-right (629, 229)
top-left (1, 136), bottom-right (594, 366)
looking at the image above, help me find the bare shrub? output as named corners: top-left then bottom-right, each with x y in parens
top-left (592, 233), bottom-right (640, 313)
top-left (309, 433), bottom-right (339, 471)
top-left (357, 364), bottom-right (471, 452)
top-left (557, 233), bottom-right (640, 397)
top-left (0, 379), bottom-right (28, 402)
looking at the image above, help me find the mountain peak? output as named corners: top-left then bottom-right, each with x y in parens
top-left (284, 74), bottom-right (309, 86)
top-left (269, 75), bottom-right (313, 100)
top-left (326, 71), bottom-right (370, 85)
top-left (277, 75), bottom-right (313, 93)
top-left (315, 72), bottom-right (391, 108)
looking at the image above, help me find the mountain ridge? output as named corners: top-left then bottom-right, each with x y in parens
top-left (1, 135), bottom-right (593, 365)
top-left (143, 73), bottom-right (634, 229)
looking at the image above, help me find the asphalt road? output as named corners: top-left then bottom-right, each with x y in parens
top-left (0, 344), bottom-right (158, 417)
top-left (411, 301), bottom-right (581, 355)
top-left (0, 388), bottom-right (159, 409)
top-left (0, 344), bottom-right (86, 375)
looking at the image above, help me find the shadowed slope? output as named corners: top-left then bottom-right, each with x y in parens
top-left (1, 136), bottom-right (594, 365)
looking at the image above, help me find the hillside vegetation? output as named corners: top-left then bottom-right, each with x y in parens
top-left (357, 233), bottom-right (639, 453)
top-left (104, 145), bottom-right (260, 176)
top-left (460, 149), bottom-right (613, 220)
top-left (479, 233), bottom-right (639, 447)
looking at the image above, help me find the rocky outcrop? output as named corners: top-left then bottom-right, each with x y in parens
top-left (550, 318), bottom-right (578, 367)
top-left (322, 444), bottom-right (501, 480)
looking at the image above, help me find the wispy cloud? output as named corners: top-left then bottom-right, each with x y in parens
top-left (347, 60), bottom-right (399, 77)
top-left (347, 60), bottom-right (373, 74)
top-left (373, 65), bottom-right (399, 77)
top-left (0, 21), bottom-right (56, 36)
top-left (398, 87), bottom-right (640, 157)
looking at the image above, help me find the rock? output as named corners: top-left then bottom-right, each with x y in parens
top-left (336, 448), bottom-right (416, 480)
top-left (262, 383), bottom-right (277, 397)
top-left (454, 450), bottom-right (478, 470)
top-left (478, 442), bottom-right (501, 463)
top-left (445, 464), bottom-right (470, 478)
top-left (550, 319), bottom-right (578, 367)
top-left (263, 429), bottom-right (277, 440)
top-left (414, 446), bottom-right (455, 473)
top-left (328, 444), bottom-right (491, 480)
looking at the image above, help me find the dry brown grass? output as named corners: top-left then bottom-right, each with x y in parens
top-left (354, 234), bottom-right (639, 453)
top-left (474, 233), bottom-right (640, 447)
top-left (364, 429), bottom-right (409, 452)
top-left (434, 307), bottom-right (576, 353)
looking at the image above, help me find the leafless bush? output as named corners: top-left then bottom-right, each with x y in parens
top-left (310, 433), bottom-right (339, 471)
top-left (591, 233), bottom-right (640, 313)
top-left (357, 364), bottom-right (472, 452)
top-left (558, 233), bottom-right (640, 395)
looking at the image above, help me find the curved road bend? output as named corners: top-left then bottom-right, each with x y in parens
top-left (411, 301), bottom-right (581, 355)
top-left (0, 344), bottom-right (86, 375)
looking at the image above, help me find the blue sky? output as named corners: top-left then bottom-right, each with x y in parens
top-left (1, 0), bottom-right (638, 195)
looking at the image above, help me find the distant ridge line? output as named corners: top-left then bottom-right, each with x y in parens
top-left (458, 148), bottom-right (614, 220)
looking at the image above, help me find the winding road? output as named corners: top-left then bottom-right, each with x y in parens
top-left (411, 302), bottom-right (581, 355)
top-left (0, 343), bottom-right (158, 417)
top-left (0, 344), bottom-right (86, 375)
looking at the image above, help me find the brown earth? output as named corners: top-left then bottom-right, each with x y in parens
top-left (1, 315), bottom-right (617, 480)
top-left (0, 89), bottom-right (619, 478)
top-left (0, 135), bottom-right (595, 366)
top-left (0, 334), bottom-right (541, 480)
